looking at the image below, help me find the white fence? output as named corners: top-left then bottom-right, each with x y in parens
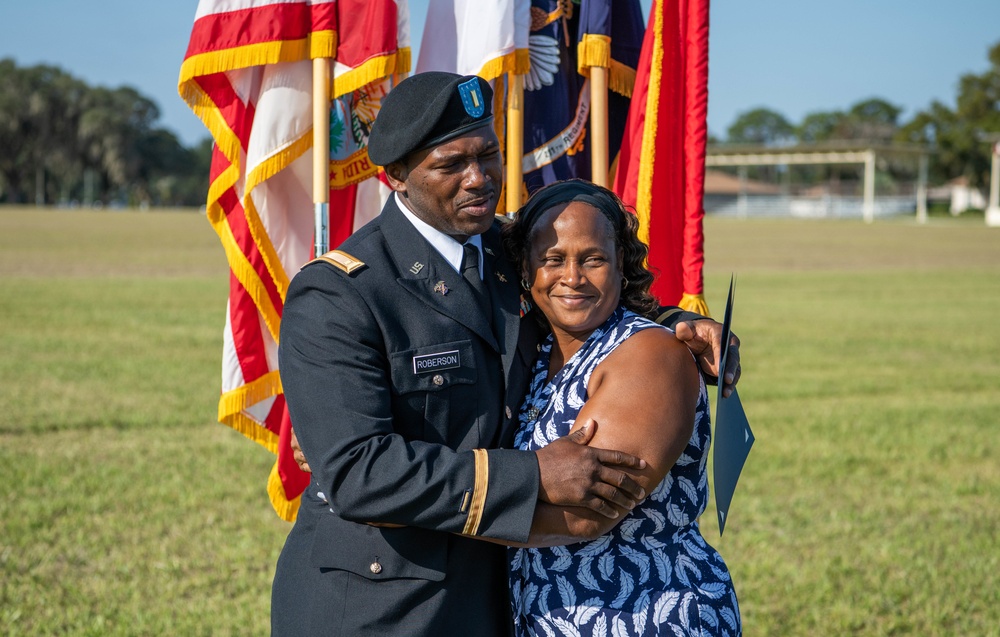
top-left (705, 195), bottom-right (917, 219)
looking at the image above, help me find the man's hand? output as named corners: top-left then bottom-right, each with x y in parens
top-left (290, 427), bottom-right (311, 473)
top-left (534, 420), bottom-right (647, 519)
top-left (673, 319), bottom-right (741, 398)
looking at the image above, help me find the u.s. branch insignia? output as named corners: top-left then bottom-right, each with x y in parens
top-left (433, 281), bottom-right (449, 296)
top-left (495, 272), bottom-right (507, 283)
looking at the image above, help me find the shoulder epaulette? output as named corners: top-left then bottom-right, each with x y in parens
top-left (305, 250), bottom-right (366, 275)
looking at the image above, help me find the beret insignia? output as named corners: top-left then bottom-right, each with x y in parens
top-left (458, 78), bottom-right (485, 118)
top-left (367, 72), bottom-right (494, 166)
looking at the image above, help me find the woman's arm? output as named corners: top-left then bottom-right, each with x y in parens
top-left (518, 327), bottom-right (700, 547)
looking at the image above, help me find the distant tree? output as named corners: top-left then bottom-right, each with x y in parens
top-left (142, 132), bottom-right (212, 206)
top-left (844, 98), bottom-right (902, 143)
top-left (897, 40), bottom-right (1000, 187)
top-left (0, 58), bottom-right (29, 201)
top-left (0, 58), bottom-right (208, 206)
top-left (725, 107), bottom-right (795, 146)
top-left (795, 99), bottom-right (902, 145)
top-left (78, 85), bottom-right (161, 202)
top-left (0, 60), bottom-right (87, 203)
top-left (896, 102), bottom-right (966, 185)
top-left (797, 110), bottom-right (847, 143)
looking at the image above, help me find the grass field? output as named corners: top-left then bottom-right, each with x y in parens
top-left (1, 206), bottom-right (998, 635)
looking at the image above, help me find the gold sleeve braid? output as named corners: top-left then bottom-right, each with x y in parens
top-left (462, 449), bottom-right (490, 536)
top-left (654, 307), bottom-right (683, 326)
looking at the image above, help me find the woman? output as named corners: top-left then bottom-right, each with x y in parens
top-left (502, 180), bottom-right (741, 636)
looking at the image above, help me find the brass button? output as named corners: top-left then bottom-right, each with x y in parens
top-left (432, 374), bottom-right (444, 386)
top-left (505, 406), bottom-right (512, 419)
top-left (370, 561), bottom-right (382, 574)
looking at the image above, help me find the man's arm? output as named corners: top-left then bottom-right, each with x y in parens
top-left (282, 266), bottom-right (645, 543)
top-left (282, 267), bottom-right (531, 540)
top-left (289, 417), bottom-right (646, 520)
top-left (654, 306), bottom-right (741, 398)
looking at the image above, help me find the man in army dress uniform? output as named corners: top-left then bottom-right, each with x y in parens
top-left (271, 72), bottom-right (739, 636)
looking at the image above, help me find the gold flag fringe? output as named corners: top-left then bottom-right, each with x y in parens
top-left (679, 292), bottom-right (711, 318)
top-left (478, 49), bottom-right (530, 83)
top-left (395, 47), bottom-right (411, 75)
top-left (607, 60), bottom-right (636, 98)
top-left (217, 370), bottom-right (284, 424)
top-left (180, 80), bottom-right (285, 343)
top-left (577, 35), bottom-right (636, 98)
top-left (578, 34), bottom-right (611, 71)
top-left (178, 33), bottom-right (337, 87)
top-left (224, 411), bottom-right (280, 454)
top-left (634, 0), bottom-right (665, 246)
top-left (243, 132), bottom-right (315, 306)
top-left (332, 49), bottom-right (411, 99)
top-left (268, 462), bottom-right (302, 522)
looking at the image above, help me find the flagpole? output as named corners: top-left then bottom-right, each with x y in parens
top-left (505, 73), bottom-right (525, 218)
top-left (590, 67), bottom-right (610, 187)
top-left (313, 58), bottom-right (331, 256)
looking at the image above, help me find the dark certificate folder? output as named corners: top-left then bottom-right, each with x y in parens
top-left (713, 276), bottom-right (755, 536)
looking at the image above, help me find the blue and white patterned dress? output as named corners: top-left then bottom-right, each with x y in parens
top-left (509, 307), bottom-right (741, 637)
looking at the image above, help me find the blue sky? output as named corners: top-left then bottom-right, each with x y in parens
top-left (2, 0), bottom-right (998, 147)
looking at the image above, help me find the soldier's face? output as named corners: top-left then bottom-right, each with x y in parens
top-left (389, 128), bottom-right (503, 243)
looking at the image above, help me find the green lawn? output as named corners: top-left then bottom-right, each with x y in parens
top-left (1, 207), bottom-right (998, 635)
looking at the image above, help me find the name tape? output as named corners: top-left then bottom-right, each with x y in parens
top-left (412, 350), bottom-right (461, 374)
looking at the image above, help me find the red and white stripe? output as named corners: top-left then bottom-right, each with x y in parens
top-left (179, 0), bottom-right (406, 520)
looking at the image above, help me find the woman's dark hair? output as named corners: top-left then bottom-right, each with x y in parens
top-left (501, 179), bottom-right (658, 317)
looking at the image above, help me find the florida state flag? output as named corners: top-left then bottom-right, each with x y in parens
top-left (612, 0), bottom-right (710, 314)
top-left (178, 0), bottom-right (409, 521)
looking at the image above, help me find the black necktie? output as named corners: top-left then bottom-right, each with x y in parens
top-left (462, 243), bottom-right (492, 317)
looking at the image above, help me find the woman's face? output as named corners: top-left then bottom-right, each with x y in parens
top-left (524, 201), bottom-right (622, 340)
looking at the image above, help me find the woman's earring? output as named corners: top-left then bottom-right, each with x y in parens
top-left (520, 278), bottom-right (531, 291)
top-left (621, 276), bottom-right (630, 289)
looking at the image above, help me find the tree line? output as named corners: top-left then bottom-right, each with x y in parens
top-left (0, 58), bottom-right (210, 207)
top-left (718, 40), bottom-right (1000, 189)
top-left (2, 41), bottom-right (998, 207)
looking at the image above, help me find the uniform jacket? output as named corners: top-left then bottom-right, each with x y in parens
top-left (272, 196), bottom-right (541, 636)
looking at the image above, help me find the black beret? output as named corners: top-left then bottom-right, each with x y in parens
top-left (368, 72), bottom-right (494, 166)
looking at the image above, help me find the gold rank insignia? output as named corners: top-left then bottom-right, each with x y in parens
top-left (308, 250), bottom-right (365, 274)
top-left (495, 272), bottom-right (507, 283)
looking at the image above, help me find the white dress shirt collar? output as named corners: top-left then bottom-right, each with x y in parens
top-left (395, 192), bottom-right (484, 277)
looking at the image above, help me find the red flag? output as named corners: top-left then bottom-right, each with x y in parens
top-left (612, 0), bottom-right (710, 315)
top-left (179, 0), bottom-right (407, 521)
